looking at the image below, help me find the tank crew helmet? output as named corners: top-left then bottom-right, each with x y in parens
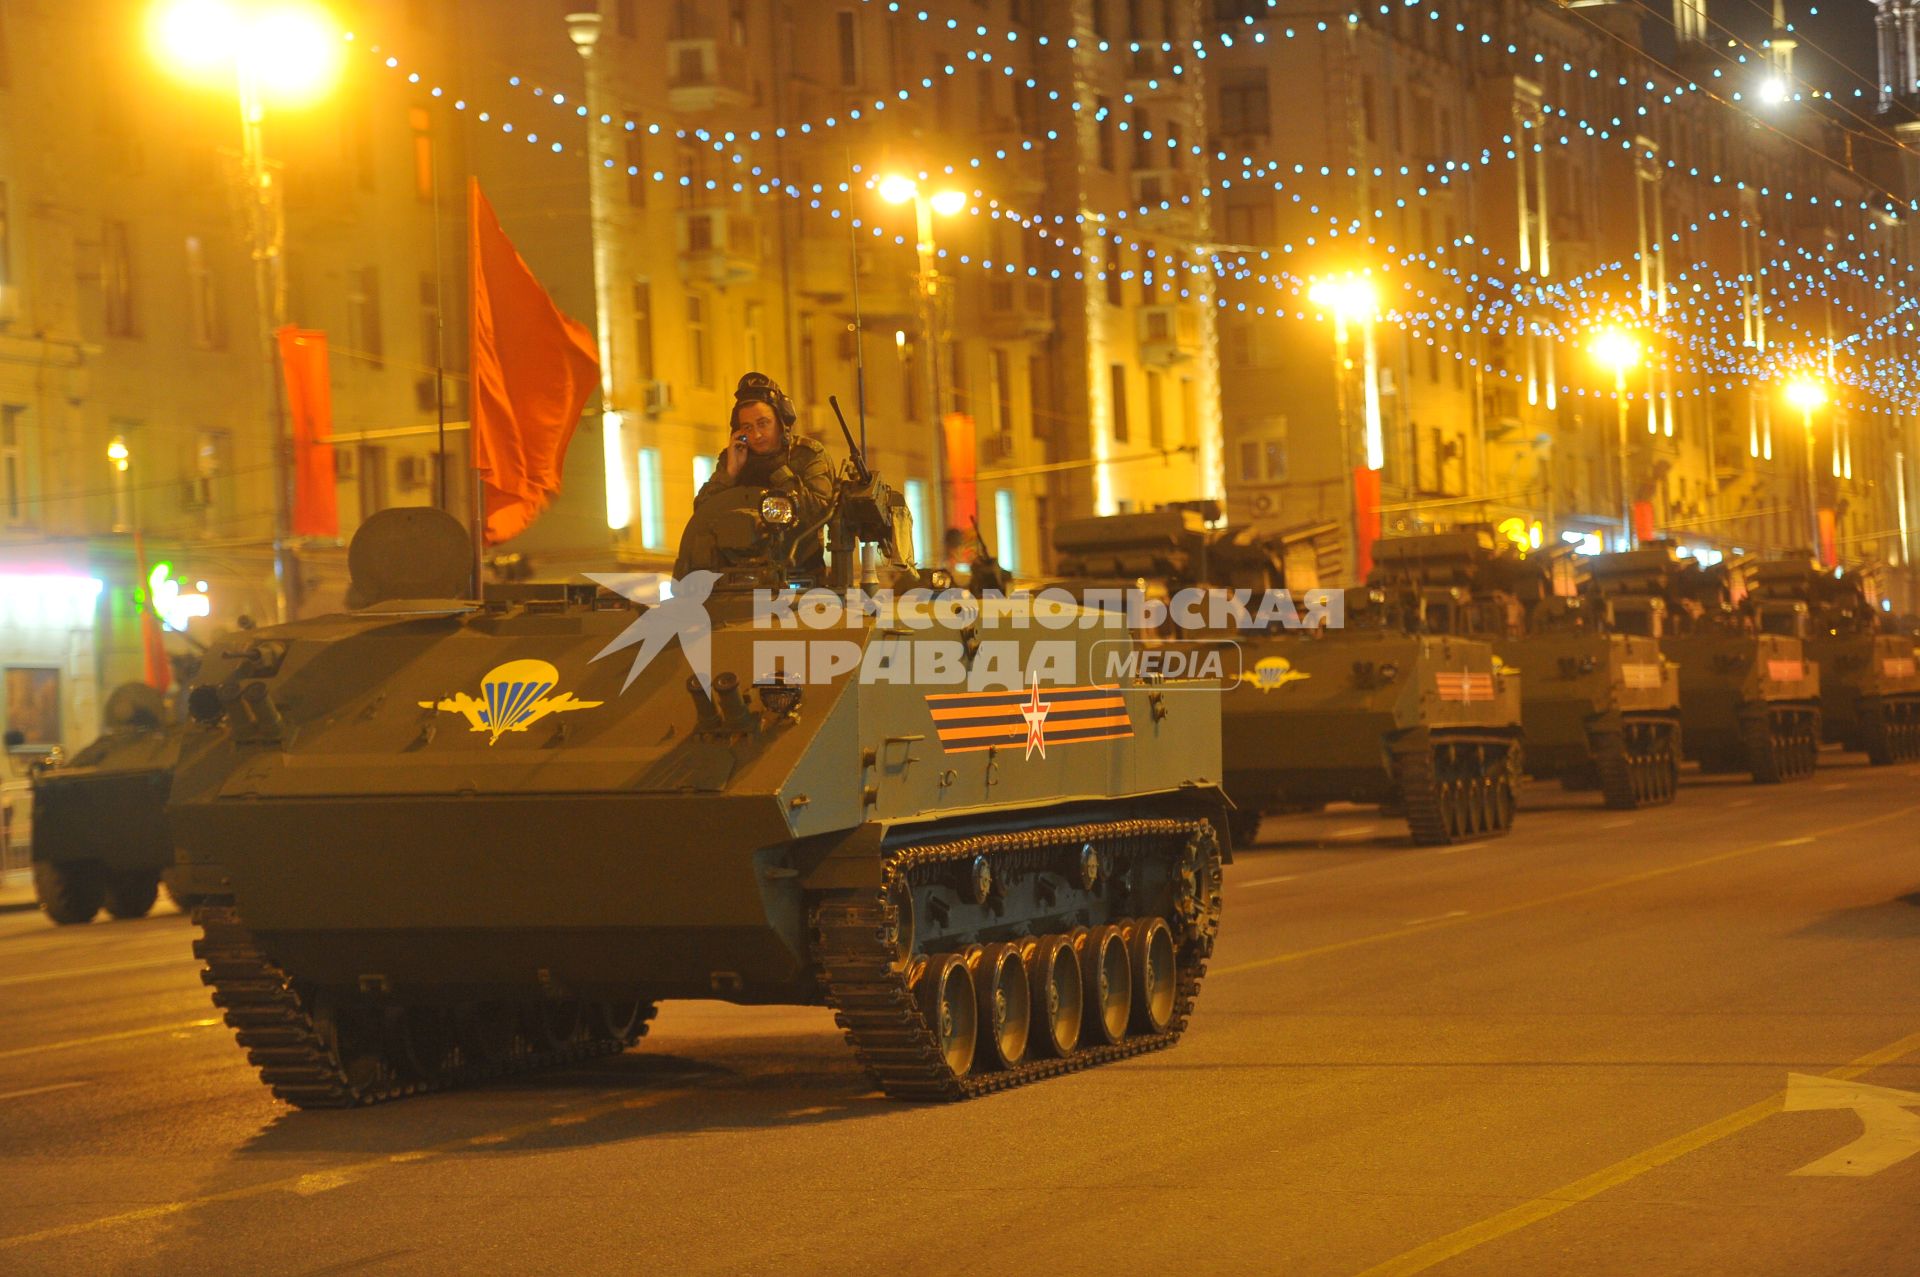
top-left (732, 371), bottom-right (798, 430)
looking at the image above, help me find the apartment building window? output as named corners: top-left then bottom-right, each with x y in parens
top-left (0, 182), bottom-right (10, 293)
top-left (349, 266), bottom-right (383, 367)
top-left (0, 6), bottom-right (10, 89)
top-left (687, 293), bottom-right (711, 387)
top-left (637, 446), bottom-right (664, 549)
top-left (729, 0), bottom-right (747, 44)
top-left (103, 220), bottom-right (136, 337)
top-left (615, 0), bottom-right (636, 38)
top-left (192, 429), bottom-right (230, 518)
top-left (1177, 376), bottom-right (1194, 448)
top-left (1217, 71), bottom-right (1269, 137)
top-left (626, 132), bottom-right (646, 206)
top-left (899, 337), bottom-right (919, 422)
top-left (1092, 0), bottom-right (1109, 40)
top-left (1222, 201), bottom-right (1273, 248)
top-left (1146, 370), bottom-right (1165, 448)
top-left (1097, 97), bottom-right (1115, 170)
top-left (836, 11), bottom-right (860, 88)
top-left (986, 348), bottom-right (1010, 436)
top-left (933, 55), bottom-right (952, 132)
top-left (1028, 354), bottom-right (1050, 444)
top-left (1110, 365), bottom-right (1129, 444)
top-left (1237, 421), bottom-right (1286, 483)
top-left (1360, 78), bottom-right (1377, 144)
top-left (1104, 249), bottom-right (1123, 306)
top-left (185, 236), bottom-right (223, 350)
top-left (744, 300), bottom-right (764, 372)
top-left (410, 107), bottom-right (433, 203)
top-left (632, 281), bottom-right (655, 382)
top-left (0, 405), bottom-right (25, 526)
top-left (994, 488), bottom-right (1020, 576)
top-left (798, 313), bottom-right (817, 407)
top-left (358, 445), bottom-right (388, 515)
top-left (693, 452), bottom-right (715, 495)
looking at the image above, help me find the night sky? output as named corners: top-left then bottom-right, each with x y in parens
top-left (1629, 1), bottom-right (1881, 103)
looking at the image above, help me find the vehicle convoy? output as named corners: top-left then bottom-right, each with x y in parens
top-left (1584, 543), bottom-right (1821, 783)
top-left (168, 417), bottom-right (1228, 1108)
top-left (22, 681), bottom-right (206, 925)
top-left (1368, 529), bottom-right (1682, 809)
top-left (1050, 510), bottom-right (1522, 848)
top-left (1742, 559), bottom-right (1920, 764)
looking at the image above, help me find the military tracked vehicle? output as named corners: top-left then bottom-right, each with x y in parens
top-left (1743, 559), bottom-right (1920, 764)
top-left (169, 412), bottom-right (1228, 1107)
top-left (1050, 511), bottom-right (1522, 848)
top-left (21, 682), bottom-right (205, 925)
top-left (1369, 530), bottom-right (1681, 809)
top-left (1585, 543), bottom-right (1820, 782)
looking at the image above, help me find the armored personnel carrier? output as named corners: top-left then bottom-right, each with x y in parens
top-left (169, 418), bottom-right (1228, 1107)
top-left (1370, 530), bottom-right (1681, 808)
top-left (1585, 543), bottom-right (1820, 782)
top-left (21, 682), bottom-right (204, 925)
top-left (1743, 559), bottom-right (1920, 763)
top-left (1051, 511), bottom-right (1522, 848)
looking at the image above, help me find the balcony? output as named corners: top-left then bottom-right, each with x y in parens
top-left (1130, 170), bottom-right (1199, 229)
top-left (666, 38), bottom-right (750, 113)
top-left (977, 277), bottom-right (1055, 341)
top-left (1138, 304), bottom-right (1201, 365)
top-left (1125, 48), bottom-right (1179, 97)
top-left (677, 209), bottom-right (761, 287)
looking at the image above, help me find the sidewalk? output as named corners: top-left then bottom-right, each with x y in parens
top-left (0, 868), bottom-right (37, 913)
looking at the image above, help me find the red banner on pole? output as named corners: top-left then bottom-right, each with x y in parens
top-left (131, 531), bottom-right (170, 692)
top-left (943, 410), bottom-right (978, 546)
top-left (276, 326), bottom-right (338, 539)
top-left (1818, 508), bottom-right (1837, 568)
top-left (469, 179), bottom-right (600, 545)
top-left (1353, 466), bottom-right (1381, 580)
top-left (1632, 499), bottom-right (1656, 546)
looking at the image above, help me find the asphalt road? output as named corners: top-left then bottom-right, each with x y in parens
top-left (0, 755), bottom-right (1916, 1276)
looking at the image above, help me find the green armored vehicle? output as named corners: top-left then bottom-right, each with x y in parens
top-left (21, 682), bottom-right (205, 925)
top-left (169, 426), bottom-right (1228, 1107)
top-left (1051, 511), bottom-right (1522, 848)
top-left (1744, 559), bottom-right (1920, 764)
top-left (1585, 543), bottom-right (1820, 783)
top-left (1371, 530), bottom-right (1681, 808)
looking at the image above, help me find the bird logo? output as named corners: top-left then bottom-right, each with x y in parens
top-left (586, 570), bottom-right (720, 694)
top-left (418, 658), bottom-right (602, 745)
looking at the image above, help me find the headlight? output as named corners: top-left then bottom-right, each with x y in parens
top-left (759, 493), bottom-right (796, 525)
top-left (1378, 662), bottom-right (1398, 682)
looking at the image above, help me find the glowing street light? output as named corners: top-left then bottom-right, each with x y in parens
top-left (149, 0), bottom-right (343, 619)
top-left (1783, 376), bottom-right (1828, 559)
top-left (1308, 273), bottom-right (1386, 574)
top-left (878, 173), bottom-right (968, 556)
top-left (1590, 327), bottom-right (1643, 548)
top-left (108, 437), bottom-right (132, 532)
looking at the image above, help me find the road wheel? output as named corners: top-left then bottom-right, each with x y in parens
top-left (34, 860), bottom-right (106, 926)
top-left (104, 870), bottom-right (161, 920)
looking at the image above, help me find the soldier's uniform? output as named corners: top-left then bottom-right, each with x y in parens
top-left (675, 373), bottom-right (836, 578)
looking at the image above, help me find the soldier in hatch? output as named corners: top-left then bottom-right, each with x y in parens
top-left (675, 372), bottom-right (835, 578)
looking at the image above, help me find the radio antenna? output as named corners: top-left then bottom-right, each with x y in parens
top-left (844, 148), bottom-right (868, 459)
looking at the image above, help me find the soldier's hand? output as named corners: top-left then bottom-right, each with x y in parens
top-left (723, 433), bottom-right (748, 479)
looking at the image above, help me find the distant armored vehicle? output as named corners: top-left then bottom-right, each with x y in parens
top-left (1743, 559), bottom-right (1920, 764)
top-left (170, 418), bottom-right (1228, 1107)
top-left (1369, 530), bottom-right (1681, 809)
top-left (1586, 544), bottom-right (1820, 783)
top-left (1051, 511), bottom-right (1522, 848)
top-left (21, 682), bottom-right (203, 925)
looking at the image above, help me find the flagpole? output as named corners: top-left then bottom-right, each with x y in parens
top-left (431, 103), bottom-right (448, 513)
top-left (466, 176), bottom-right (485, 600)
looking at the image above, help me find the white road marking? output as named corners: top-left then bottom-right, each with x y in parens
top-left (1784, 1073), bottom-right (1920, 1177)
top-left (1725, 798), bottom-right (1754, 808)
top-left (1435, 842), bottom-right (1485, 855)
top-left (1328, 824), bottom-right (1379, 840)
top-left (0, 1080), bottom-right (89, 1103)
top-left (1403, 910), bottom-right (1469, 927)
top-left (1600, 818), bottom-right (1635, 829)
top-left (1240, 874), bottom-right (1299, 888)
top-left (1774, 835), bottom-right (1817, 847)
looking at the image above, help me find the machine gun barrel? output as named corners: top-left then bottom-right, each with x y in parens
top-left (828, 395), bottom-right (872, 485)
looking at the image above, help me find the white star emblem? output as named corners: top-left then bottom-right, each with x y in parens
top-left (1020, 674), bottom-right (1051, 760)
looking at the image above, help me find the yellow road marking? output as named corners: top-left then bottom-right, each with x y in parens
top-left (0, 1019), bottom-right (222, 1064)
top-left (0, 1080), bottom-right (90, 1103)
top-left (0, 1086), bottom-right (692, 1252)
top-left (0, 957), bottom-right (192, 989)
top-left (1354, 1028), bottom-right (1920, 1277)
top-left (1213, 801), bottom-right (1919, 978)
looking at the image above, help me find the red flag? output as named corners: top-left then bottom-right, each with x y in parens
top-left (1353, 466), bottom-right (1381, 579)
top-left (943, 411), bottom-right (977, 548)
top-left (468, 179), bottom-right (599, 545)
top-left (1818, 508), bottom-right (1837, 568)
top-left (276, 326), bottom-right (338, 538)
top-left (1632, 499), bottom-right (1656, 546)
top-left (131, 532), bottom-right (170, 693)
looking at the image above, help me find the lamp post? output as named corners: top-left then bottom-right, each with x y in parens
top-left (151, 0), bottom-right (341, 619)
top-left (879, 175), bottom-right (965, 560)
top-left (1307, 274), bottom-right (1382, 578)
top-left (1784, 377), bottom-right (1827, 559)
top-left (1589, 328), bottom-right (1643, 549)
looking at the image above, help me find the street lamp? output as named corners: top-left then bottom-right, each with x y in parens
top-left (879, 174), bottom-right (967, 558)
top-left (1784, 376), bottom-right (1827, 558)
top-left (151, 0), bottom-right (342, 620)
top-left (1590, 327), bottom-right (1642, 548)
top-left (1307, 274), bottom-right (1383, 577)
